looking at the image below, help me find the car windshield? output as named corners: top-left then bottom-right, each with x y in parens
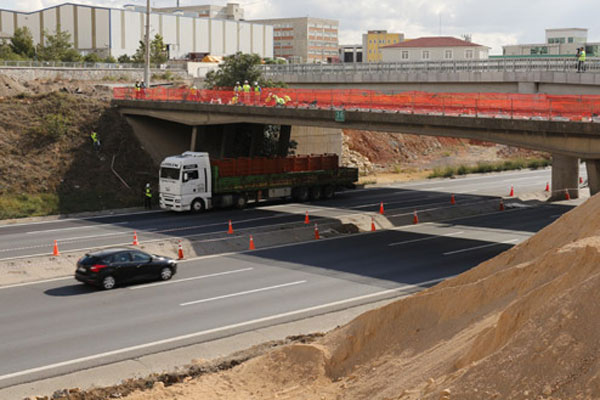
top-left (160, 167), bottom-right (180, 180)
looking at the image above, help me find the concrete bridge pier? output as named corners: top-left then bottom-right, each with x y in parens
top-left (551, 154), bottom-right (579, 200)
top-left (585, 160), bottom-right (600, 197)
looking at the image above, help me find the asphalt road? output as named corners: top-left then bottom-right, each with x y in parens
top-left (0, 202), bottom-right (574, 388)
top-left (0, 166), bottom-right (585, 260)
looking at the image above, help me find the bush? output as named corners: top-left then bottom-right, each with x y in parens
top-left (42, 113), bottom-right (70, 139)
top-left (83, 52), bottom-right (101, 63)
top-left (428, 158), bottom-right (551, 179)
top-left (152, 71), bottom-right (175, 81)
top-left (117, 54), bottom-right (132, 63)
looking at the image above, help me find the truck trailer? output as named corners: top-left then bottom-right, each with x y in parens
top-left (159, 152), bottom-right (358, 212)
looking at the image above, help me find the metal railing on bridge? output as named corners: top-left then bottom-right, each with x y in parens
top-left (113, 87), bottom-right (600, 122)
top-left (259, 58), bottom-right (600, 76)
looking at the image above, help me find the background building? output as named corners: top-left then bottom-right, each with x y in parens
top-left (250, 17), bottom-right (339, 63)
top-left (0, 3), bottom-right (273, 59)
top-left (362, 30), bottom-right (404, 62)
top-left (339, 44), bottom-right (362, 63)
top-left (153, 2), bottom-right (243, 20)
top-left (380, 36), bottom-right (489, 62)
top-left (502, 28), bottom-right (599, 57)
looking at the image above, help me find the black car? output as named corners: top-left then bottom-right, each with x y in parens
top-left (75, 248), bottom-right (177, 290)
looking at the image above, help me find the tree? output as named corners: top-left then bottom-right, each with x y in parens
top-left (36, 29), bottom-right (81, 62)
top-left (10, 27), bottom-right (35, 58)
top-left (104, 55), bottom-right (117, 63)
top-left (204, 52), bottom-right (262, 89)
top-left (0, 40), bottom-right (23, 60)
top-left (83, 52), bottom-right (101, 63)
top-left (133, 34), bottom-right (168, 64)
top-left (117, 54), bottom-right (132, 63)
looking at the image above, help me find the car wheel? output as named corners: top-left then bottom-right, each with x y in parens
top-left (293, 187), bottom-right (309, 202)
top-left (310, 186), bottom-right (322, 201)
top-left (160, 267), bottom-right (173, 281)
top-left (102, 275), bottom-right (116, 290)
top-left (191, 199), bottom-right (205, 213)
top-left (235, 194), bottom-right (248, 209)
top-left (322, 185), bottom-right (335, 200)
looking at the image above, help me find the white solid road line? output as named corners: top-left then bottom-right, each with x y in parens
top-left (0, 276), bottom-right (449, 384)
top-left (130, 268), bottom-right (254, 290)
top-left (388, 231), bottom-right (464, 247)
top-left (180, 280), bottom-right (307, 306)
top-left (443, 238), bottom-right (519, 256)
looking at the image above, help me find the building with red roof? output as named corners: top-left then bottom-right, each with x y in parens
top-left (380, 36), bottom-right (490, 62)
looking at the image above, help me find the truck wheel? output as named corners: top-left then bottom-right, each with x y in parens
top-left (322, 185), bottom-right (335, 199)
top-left (235, 194), bottom-right (248, 209)
top-left (191, 199), bottom-right (205, 213)
top-left (310, 186), bottom-right (322, 201)
top-left (293, 187), bottom-right (309, 202)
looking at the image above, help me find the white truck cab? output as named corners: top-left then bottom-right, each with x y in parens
top-left (159, 152), bottom-right (212, 212)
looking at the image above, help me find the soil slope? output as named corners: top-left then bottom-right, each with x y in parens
top-left (113, 194), bottom-right (600, 400)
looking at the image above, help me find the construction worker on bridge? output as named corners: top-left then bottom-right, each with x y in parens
top-left (274, 94), bottom-right (286, 107)
top-left (189, 84), bottom-right (199, 101)
top-left (134, 81), bottom-right (141, 99)
top-left (577, 47), bottom-right (586, 73)
top-left (144, 183), bottom-right (153, 209)
top-left (253, 81), bottom-right (262, 104)
top-left (242, 80), bottom-right (251, 104)
top-left (234, 81), bottom-right (242, 95)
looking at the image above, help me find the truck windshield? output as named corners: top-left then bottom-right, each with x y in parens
top-left (160, 167), bottom-right (181, 180)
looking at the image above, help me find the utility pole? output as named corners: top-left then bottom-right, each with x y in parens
top-left (144, 0), bottom-right (151, 88)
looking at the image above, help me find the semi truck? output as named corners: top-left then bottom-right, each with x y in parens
top-left (159, 152), bottom-right (358, 212)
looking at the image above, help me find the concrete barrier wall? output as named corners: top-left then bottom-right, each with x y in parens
top-left (0, 68), bottom-right (188, 82)
top-left (291, 126), bottom-right (343, 157)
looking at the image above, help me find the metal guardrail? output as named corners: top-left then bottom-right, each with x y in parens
top-left (259, 58), bottom-right (600, 76)
top-left (0, 60), bottom-right (187, 70)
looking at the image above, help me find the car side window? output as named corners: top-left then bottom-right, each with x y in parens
top-left (102, 254), bottom-right (115, 264)
top-left (131, 251), bottom-right (151, 263)
top-left (114, 252), bottom-right (132, 263)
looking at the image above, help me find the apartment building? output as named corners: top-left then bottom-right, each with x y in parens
top-left (251, 17), bottom-right (339, 63)
top-left (362, 30), bottom-right (404, 62)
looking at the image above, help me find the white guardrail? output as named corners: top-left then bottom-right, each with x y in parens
top-left (260, 58), bottom-right (600, 76)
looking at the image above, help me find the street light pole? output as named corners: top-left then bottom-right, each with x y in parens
top-left (144, 0), bottom-right (151, 88)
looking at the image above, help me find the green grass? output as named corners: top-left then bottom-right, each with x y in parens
top-left (428, 158), bottom-right (551, 179)
top-left (0, 194), bottom-right (60, 219)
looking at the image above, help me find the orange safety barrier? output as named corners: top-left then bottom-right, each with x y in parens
top-left (112, 87), bottom-right (600, 121)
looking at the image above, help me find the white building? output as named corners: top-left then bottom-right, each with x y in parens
top-left (503, 28), bottom-right (599, 57)
top-left (0, 3), bottom-right (273, 59)
top-left (381, 36), bottom-right (489, 62)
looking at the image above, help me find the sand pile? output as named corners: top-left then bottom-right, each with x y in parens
top-left (117, 194), bottom-right (600, 400)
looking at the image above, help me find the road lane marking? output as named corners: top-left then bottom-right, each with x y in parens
top-left (180, 280), bottom-right (307, 306)
top-left (443, 239), bottom-right (519, 256)
top-left (130, 268), bottom-right (254, 290)
top-left (0, 276), bottom-right (449, 384)
top-left (388, 231), bottom-right (464, 247)
top-left (25, 222), bottom-right (131, 235)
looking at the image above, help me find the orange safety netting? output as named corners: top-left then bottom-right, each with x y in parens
top-left (113, 87), bottom-right (600, 121)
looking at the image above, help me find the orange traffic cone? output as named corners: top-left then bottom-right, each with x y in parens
top-left (412, 210), bottom-right (419, 225)
top-left (52, 240), bottom-right (60, 256)
top-left (177, 241), bottom-right (184, 260)
top-left (499, 199), bottom-right (505, 211)
top-left (450, 194), bottom-right (456, 205)
top-left (304, 211), bottom-right (310, 224)
top-left (379, 202), bottom-right (385, 215)
top-left (565, 189), bottom-right (571, 200)
top-left (249, 235), bottom-right (255, 250)
top-left (314, 223), bottom-right (320, 240)
top-left (545, 182), bottom-right (550, 192)
top-left (132, 231), bottom-right (139, 246)
top-left (509, 185), bottom-right (514, 197)
top-left (371, 217), bottom-right (376, 232)
top-left (228, 220), bottom-right (234, 234)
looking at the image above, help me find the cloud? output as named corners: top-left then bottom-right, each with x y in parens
top-left (7, 0), bottom-right (600, 54)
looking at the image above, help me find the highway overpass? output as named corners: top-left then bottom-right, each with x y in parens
top-left (113, 89), bottom-right (600, 200)
top-left (259, 58), bottom-right (600, 95)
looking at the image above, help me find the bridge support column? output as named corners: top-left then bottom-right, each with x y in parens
top-left (249, 125), bottom-right (264, 157)
top-left (278, 125), bottom-right (291, 156)
top-left (585, 160), bottom-right (600, 196)
top-left (220, 125), bottom-right (235, 158)
top-left (190, 126), bottom-right (197, 151)
top-left (551, 154), bottom-right (579, 200)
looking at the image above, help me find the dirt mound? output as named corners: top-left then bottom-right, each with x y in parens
top-left (106, 196), bottom-right (600, 399)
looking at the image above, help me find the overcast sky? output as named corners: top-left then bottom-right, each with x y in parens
top-left (4, 0), bottom-right (599, 54)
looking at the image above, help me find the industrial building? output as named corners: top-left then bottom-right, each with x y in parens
top-left (0, 2), bottom-right (273, 59)
top-left (362, 30), bottom-right (404, 62)
top-left (249, 17), bottom-right (339, 64)
top-left (339, 44), bottom-right (362, 63)
top-left (502, 28), bottom-right (599, 57)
